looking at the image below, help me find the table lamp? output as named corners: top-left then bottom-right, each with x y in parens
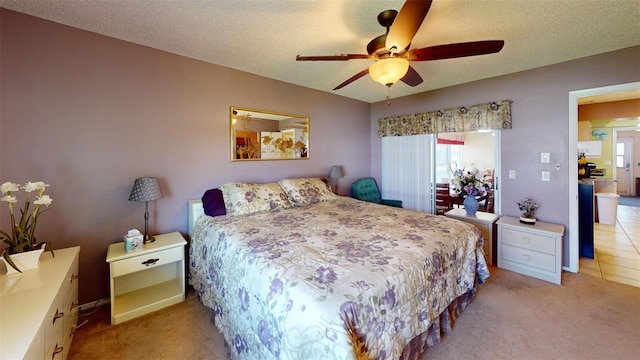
top-left (328, 165), bottom-right (344, 194)
top-left (128, 177), bottom-right (163, 243)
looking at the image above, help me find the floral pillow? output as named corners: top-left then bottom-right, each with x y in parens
top-left (278, 178), bottom-right (339, 207)
top-left (220, 182), bottom-right (293, 216)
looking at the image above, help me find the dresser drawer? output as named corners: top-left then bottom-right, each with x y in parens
top-left (501, 243), bottom-right (556, 272)
top-left (44, 283), bottom-right (68, 354)
top-left (111, 246), bottom-right (183, 277)
top-left (501, 228), bottom-right (556, 255)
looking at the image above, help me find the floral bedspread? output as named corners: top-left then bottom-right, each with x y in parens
top-left (189, 197), bottom-right (489, 360)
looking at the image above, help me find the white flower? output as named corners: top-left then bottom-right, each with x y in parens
top-left (34, 195), bottom-right (53, 206)
top-left (1, 182), bottom-right (20, 194)
top-left (23, 181), bottom-right (49, 193)
top-left (1, 195), bottom-right (17, 203)
top-left (1, 181), bottom-right (55, 271)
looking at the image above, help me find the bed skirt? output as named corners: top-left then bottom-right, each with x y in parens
top-left (205, 282), bottom-right (477, 360)
top-left (399, 282), bottom-right (477, 359)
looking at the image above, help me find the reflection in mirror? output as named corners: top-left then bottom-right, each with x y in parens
top-left (230, 107), bottom-right (309, 161)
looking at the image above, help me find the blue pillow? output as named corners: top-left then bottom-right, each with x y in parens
top-left (201, 188), bottom-right (226, 217)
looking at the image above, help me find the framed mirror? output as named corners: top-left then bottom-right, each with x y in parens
top-left (230, 106), bottom-right (309, 161)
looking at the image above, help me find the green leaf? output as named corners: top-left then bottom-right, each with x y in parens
top-left (2, 250), bottom-right (22, 273)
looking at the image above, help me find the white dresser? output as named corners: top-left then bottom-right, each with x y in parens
top-left (497, 216), bottom-right (564, 284)
top-left (0, 246), bottom-right (80, 360)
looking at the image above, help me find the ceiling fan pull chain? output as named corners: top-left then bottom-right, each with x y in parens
top-left (386, 87), bottom-right (392, 106)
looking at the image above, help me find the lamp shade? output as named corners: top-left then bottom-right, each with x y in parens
top-left (369, 58), bottom-right (410, 87)
top-left (328, 165), bottom-right (344, 179)
top-left (128, 177), bottom-right (163, 202)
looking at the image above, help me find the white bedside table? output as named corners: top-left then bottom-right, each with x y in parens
top-left (106, 231), bottom-right (186, 324)
top-left (497, 216), bottom-right (564, 285)
top-left (445, 209), bottom-right (500, 265)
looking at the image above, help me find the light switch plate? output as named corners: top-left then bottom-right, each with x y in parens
top-left (542, 171), bottom-right (550, 181)
top-left (509, 170), bottom-right (516, 179)
top-left (541, 152), bottom-right (550, 163)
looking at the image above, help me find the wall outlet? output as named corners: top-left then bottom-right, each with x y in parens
top-left (542, 171), bottom-right (550, 181)
top-left (541, 152), bottom-right (550, 163)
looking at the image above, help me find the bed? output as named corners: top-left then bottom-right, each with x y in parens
top-left (188, 178), bottom-right (490, 360)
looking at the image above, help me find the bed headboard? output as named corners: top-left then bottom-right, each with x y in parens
top-left (188, 199), bottom-right (204, 239)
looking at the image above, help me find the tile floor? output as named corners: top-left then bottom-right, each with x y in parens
top-left (579, 204), bottom-right (640, 288)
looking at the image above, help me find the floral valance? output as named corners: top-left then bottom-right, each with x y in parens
top-left (378, 99), bottom-right (512, 137)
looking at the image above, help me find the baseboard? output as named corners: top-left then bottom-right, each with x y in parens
top-left (79, 297), bottom-right (110, 312)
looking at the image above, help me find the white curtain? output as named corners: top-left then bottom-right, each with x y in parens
top-left (381, 134), bottom-right (434, 212)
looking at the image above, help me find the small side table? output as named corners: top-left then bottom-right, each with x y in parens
top-left (497, 216), bottom-right (564, 285)
top-left (445, 209), bottom-right (499, 265)
top-left (106, 231), bottom-right (187, 324)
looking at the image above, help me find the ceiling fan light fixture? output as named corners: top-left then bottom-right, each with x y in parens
top-left (369, 58), bottom-right (409, 87)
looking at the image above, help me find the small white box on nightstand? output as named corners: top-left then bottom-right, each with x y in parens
top-left (124, 229), bottom-right (144, 252)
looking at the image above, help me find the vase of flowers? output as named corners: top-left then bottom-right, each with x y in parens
top-left (452, 168), bottom-right (487, 215)
top-left (1, 181), bottom-right (54, 274)
top-left (517, 197), bottom-right (538, 225)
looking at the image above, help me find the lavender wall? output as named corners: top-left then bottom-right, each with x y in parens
top-left (370, 46), bottom-right (640, 266)
top-left (0, 10), bottom-right (371, 303)
top-left (2, 8), bottom-right (639, 303)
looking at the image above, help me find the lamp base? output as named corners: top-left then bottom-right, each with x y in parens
top-left (144, 235), bottom-right (156, 244)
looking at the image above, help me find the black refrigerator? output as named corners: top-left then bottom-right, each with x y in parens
top-left (578, 182), bottom-right (594, 259)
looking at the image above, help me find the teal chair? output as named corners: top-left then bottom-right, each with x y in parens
top-left (351, 177), bottom-right (403, 208)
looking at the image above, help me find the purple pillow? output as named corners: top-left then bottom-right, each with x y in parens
top-left (201, 188), bottom-right (226, 217)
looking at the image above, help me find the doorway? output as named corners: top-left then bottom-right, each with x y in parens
top-left (615, 135), bottom-right (634, 196)
top-left (569, 81), bottom-right (640, 274)
top-left (433, 131), bottom-right (499, 215)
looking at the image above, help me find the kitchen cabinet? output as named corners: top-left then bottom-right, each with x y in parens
top-left (577, 141), bottom-right (602, 158)
top-left (578, 121), bottom-right (591, 141)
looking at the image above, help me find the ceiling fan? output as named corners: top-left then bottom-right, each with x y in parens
top-left (296, 0), bottom-right (505, 90)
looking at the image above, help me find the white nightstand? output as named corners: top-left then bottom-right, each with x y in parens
top-left (497, 216), bottom-right (564, 285)
top-left (106, 232), bottom-right (186, 324)
top-left (445, 209), bottom-right (499, 265)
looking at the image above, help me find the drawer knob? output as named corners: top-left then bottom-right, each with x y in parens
top-left (522, 254), bottom-right (531, 262)
top-left (53, 309), bottom-right (64, 324)
top-left (522, 237), bottom-right (531, 244)
top-left (52, 343), bottom-right (63, 359)
top-left (141, 258), bottom-right (160, 266)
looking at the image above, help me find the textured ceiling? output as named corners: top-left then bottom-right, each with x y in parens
top-left (2, 0), bottom-right (639, 103)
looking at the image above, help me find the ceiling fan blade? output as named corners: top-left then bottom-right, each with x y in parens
top-left (408, 40), bottom-right (505, 61)
top-left (296, 54), bottom-right (371, 61)
top-left (400, 65), bottom-right (423, 87)
top-left (333, 68), bottom-right (370, 90)
top-left (386, 0), bottom-right (432, 53)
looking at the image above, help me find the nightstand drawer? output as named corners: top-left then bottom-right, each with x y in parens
top-left (501, 244), bottom-right (556, 272)
top-left (501, 228), bottom-right (556, 255)
top-left (111, 246), bottom-right (182, 277)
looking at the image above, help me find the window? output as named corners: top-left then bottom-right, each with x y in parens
top-left (616, 142), bottom-right (624, 168)
top-left (435, 143), bottom-right (464, 183)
